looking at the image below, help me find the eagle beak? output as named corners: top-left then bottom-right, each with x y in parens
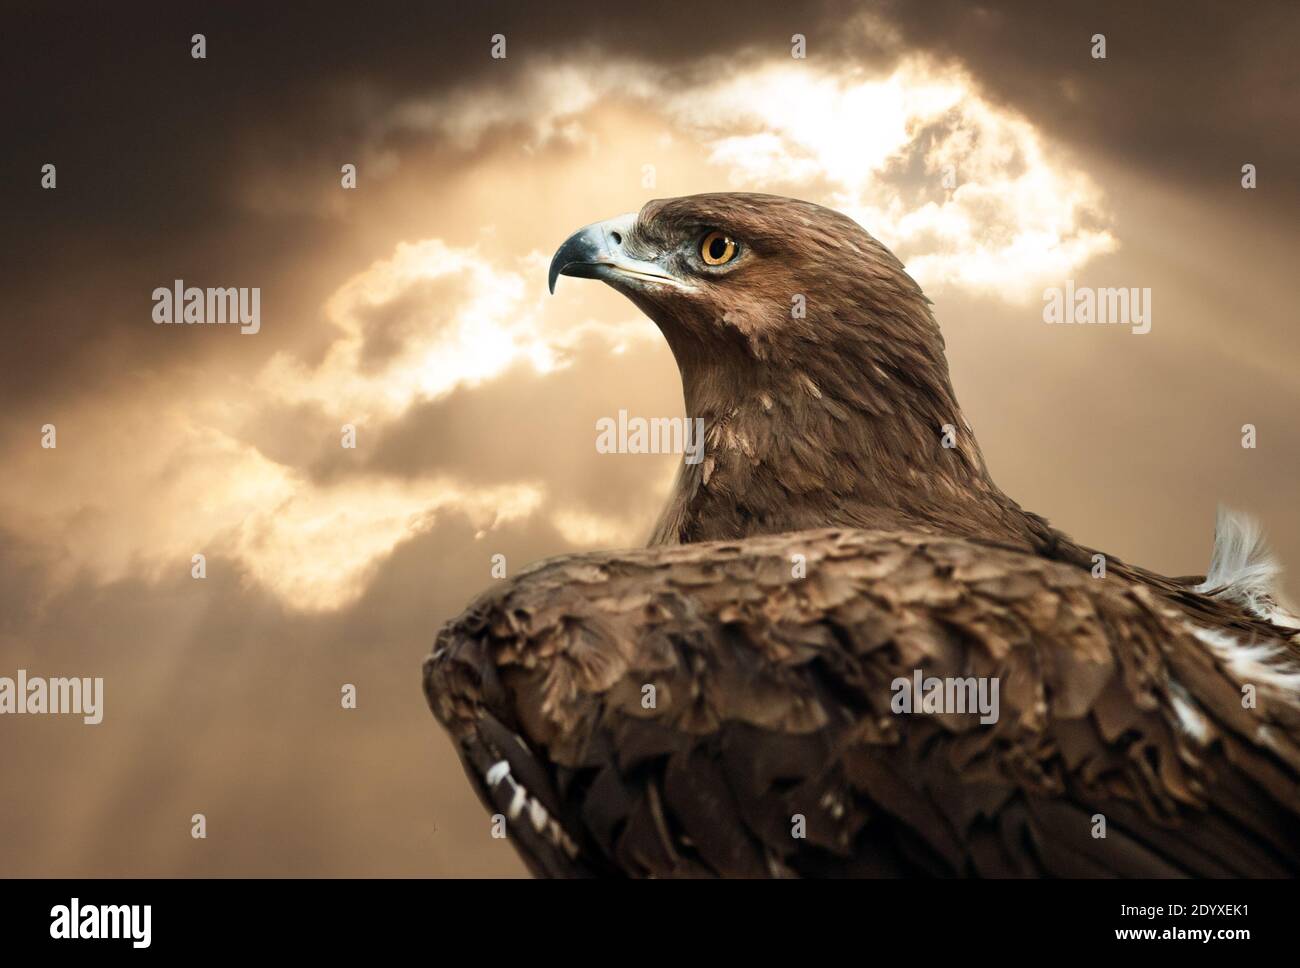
top-left (548, 213), bottom-right (682, 294)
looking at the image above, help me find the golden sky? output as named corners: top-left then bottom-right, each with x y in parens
top-left (2, 0), bottom-right (1297, 876)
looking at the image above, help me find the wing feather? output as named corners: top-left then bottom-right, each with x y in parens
top-left (425, 528), bottom-right (1300, 877)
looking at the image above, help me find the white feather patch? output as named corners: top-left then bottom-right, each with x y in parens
top-left (485, 760), bottom-right (511, 788)
top-left (1191, 625), bottom-right (1300, 706)
top-left (1195, 506), bottom-right (1300, 629)
top-left (1166, 679), bottom-right (1212, 744)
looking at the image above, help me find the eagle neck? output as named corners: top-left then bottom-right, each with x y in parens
top-left (658, 347), bottom-right (1045, 551)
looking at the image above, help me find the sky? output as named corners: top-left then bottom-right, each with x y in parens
top-left (2, 0), bottom-right (1297, 876)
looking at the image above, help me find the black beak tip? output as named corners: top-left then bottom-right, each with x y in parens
top-left (546, 250), bottom-right (561, 292)
top-left (548, 253), bottom-right (572, 295)
top-left (548, 223), bottom-right (606, 295)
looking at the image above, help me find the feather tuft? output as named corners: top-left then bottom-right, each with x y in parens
top-left (1195, 506), bottom-right (1299, 629)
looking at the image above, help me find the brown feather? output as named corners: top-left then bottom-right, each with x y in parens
top-left (426, 529), bottom-right (1300, 877)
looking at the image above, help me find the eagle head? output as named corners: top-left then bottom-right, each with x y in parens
top-left (548, 192), bottom-right (940, 369)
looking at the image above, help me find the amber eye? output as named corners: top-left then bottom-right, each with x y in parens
top-left (699, 231), bottom-right (737, 266)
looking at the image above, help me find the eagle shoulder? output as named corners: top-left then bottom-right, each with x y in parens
top-left (424, 528), bottom-right (1300, 876)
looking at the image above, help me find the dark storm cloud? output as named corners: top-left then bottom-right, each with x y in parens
top-left (3, 0), bottom-right (842, 238)
top-left (880, 0), bottom-right (1300, 200)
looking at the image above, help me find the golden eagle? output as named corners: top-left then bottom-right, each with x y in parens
top-left (424, 193), bottom-right (1300, 877)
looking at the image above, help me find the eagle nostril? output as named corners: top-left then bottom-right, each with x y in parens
top-left (611, 231), bottom-right (622, 245)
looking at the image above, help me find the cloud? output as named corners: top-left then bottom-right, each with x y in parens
top-left (263, 240), bottom-right (552, 420)
top-left (231, 476), bottom-right (544, 611)
top-left (381, 58), bottom-right (658, 153)
top-left (385, 53), bottom-right (1117, 301)
top-left (0, 401), bottom-right (548, 612)
top-left (663, 57), bottom-right (1117, 299)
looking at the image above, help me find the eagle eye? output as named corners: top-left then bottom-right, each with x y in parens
top-left (699, 231), bottom-right (737, 266)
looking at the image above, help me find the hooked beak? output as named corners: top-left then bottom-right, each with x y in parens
top-left (548, 213), bottom-right (683, 294)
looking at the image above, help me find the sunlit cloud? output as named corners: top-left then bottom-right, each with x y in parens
top-left (262, 241), bottom-right (552, 421)
top-left (232, 475), bottom-right (543, 611)
top-left (664, 58), bottom-right (1117, 299)
top-left (550, 506), bottom-right (650, 549)
top-left (0, 403), bottom-right (546, 611)
top-left (401, 53), bottom-right (1116, 301)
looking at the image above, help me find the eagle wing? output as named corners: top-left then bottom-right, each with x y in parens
top-left (424, 528), bottom-right (1300, 877)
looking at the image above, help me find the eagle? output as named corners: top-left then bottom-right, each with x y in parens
top-left (424, 193), bottom-right (1300, 877)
